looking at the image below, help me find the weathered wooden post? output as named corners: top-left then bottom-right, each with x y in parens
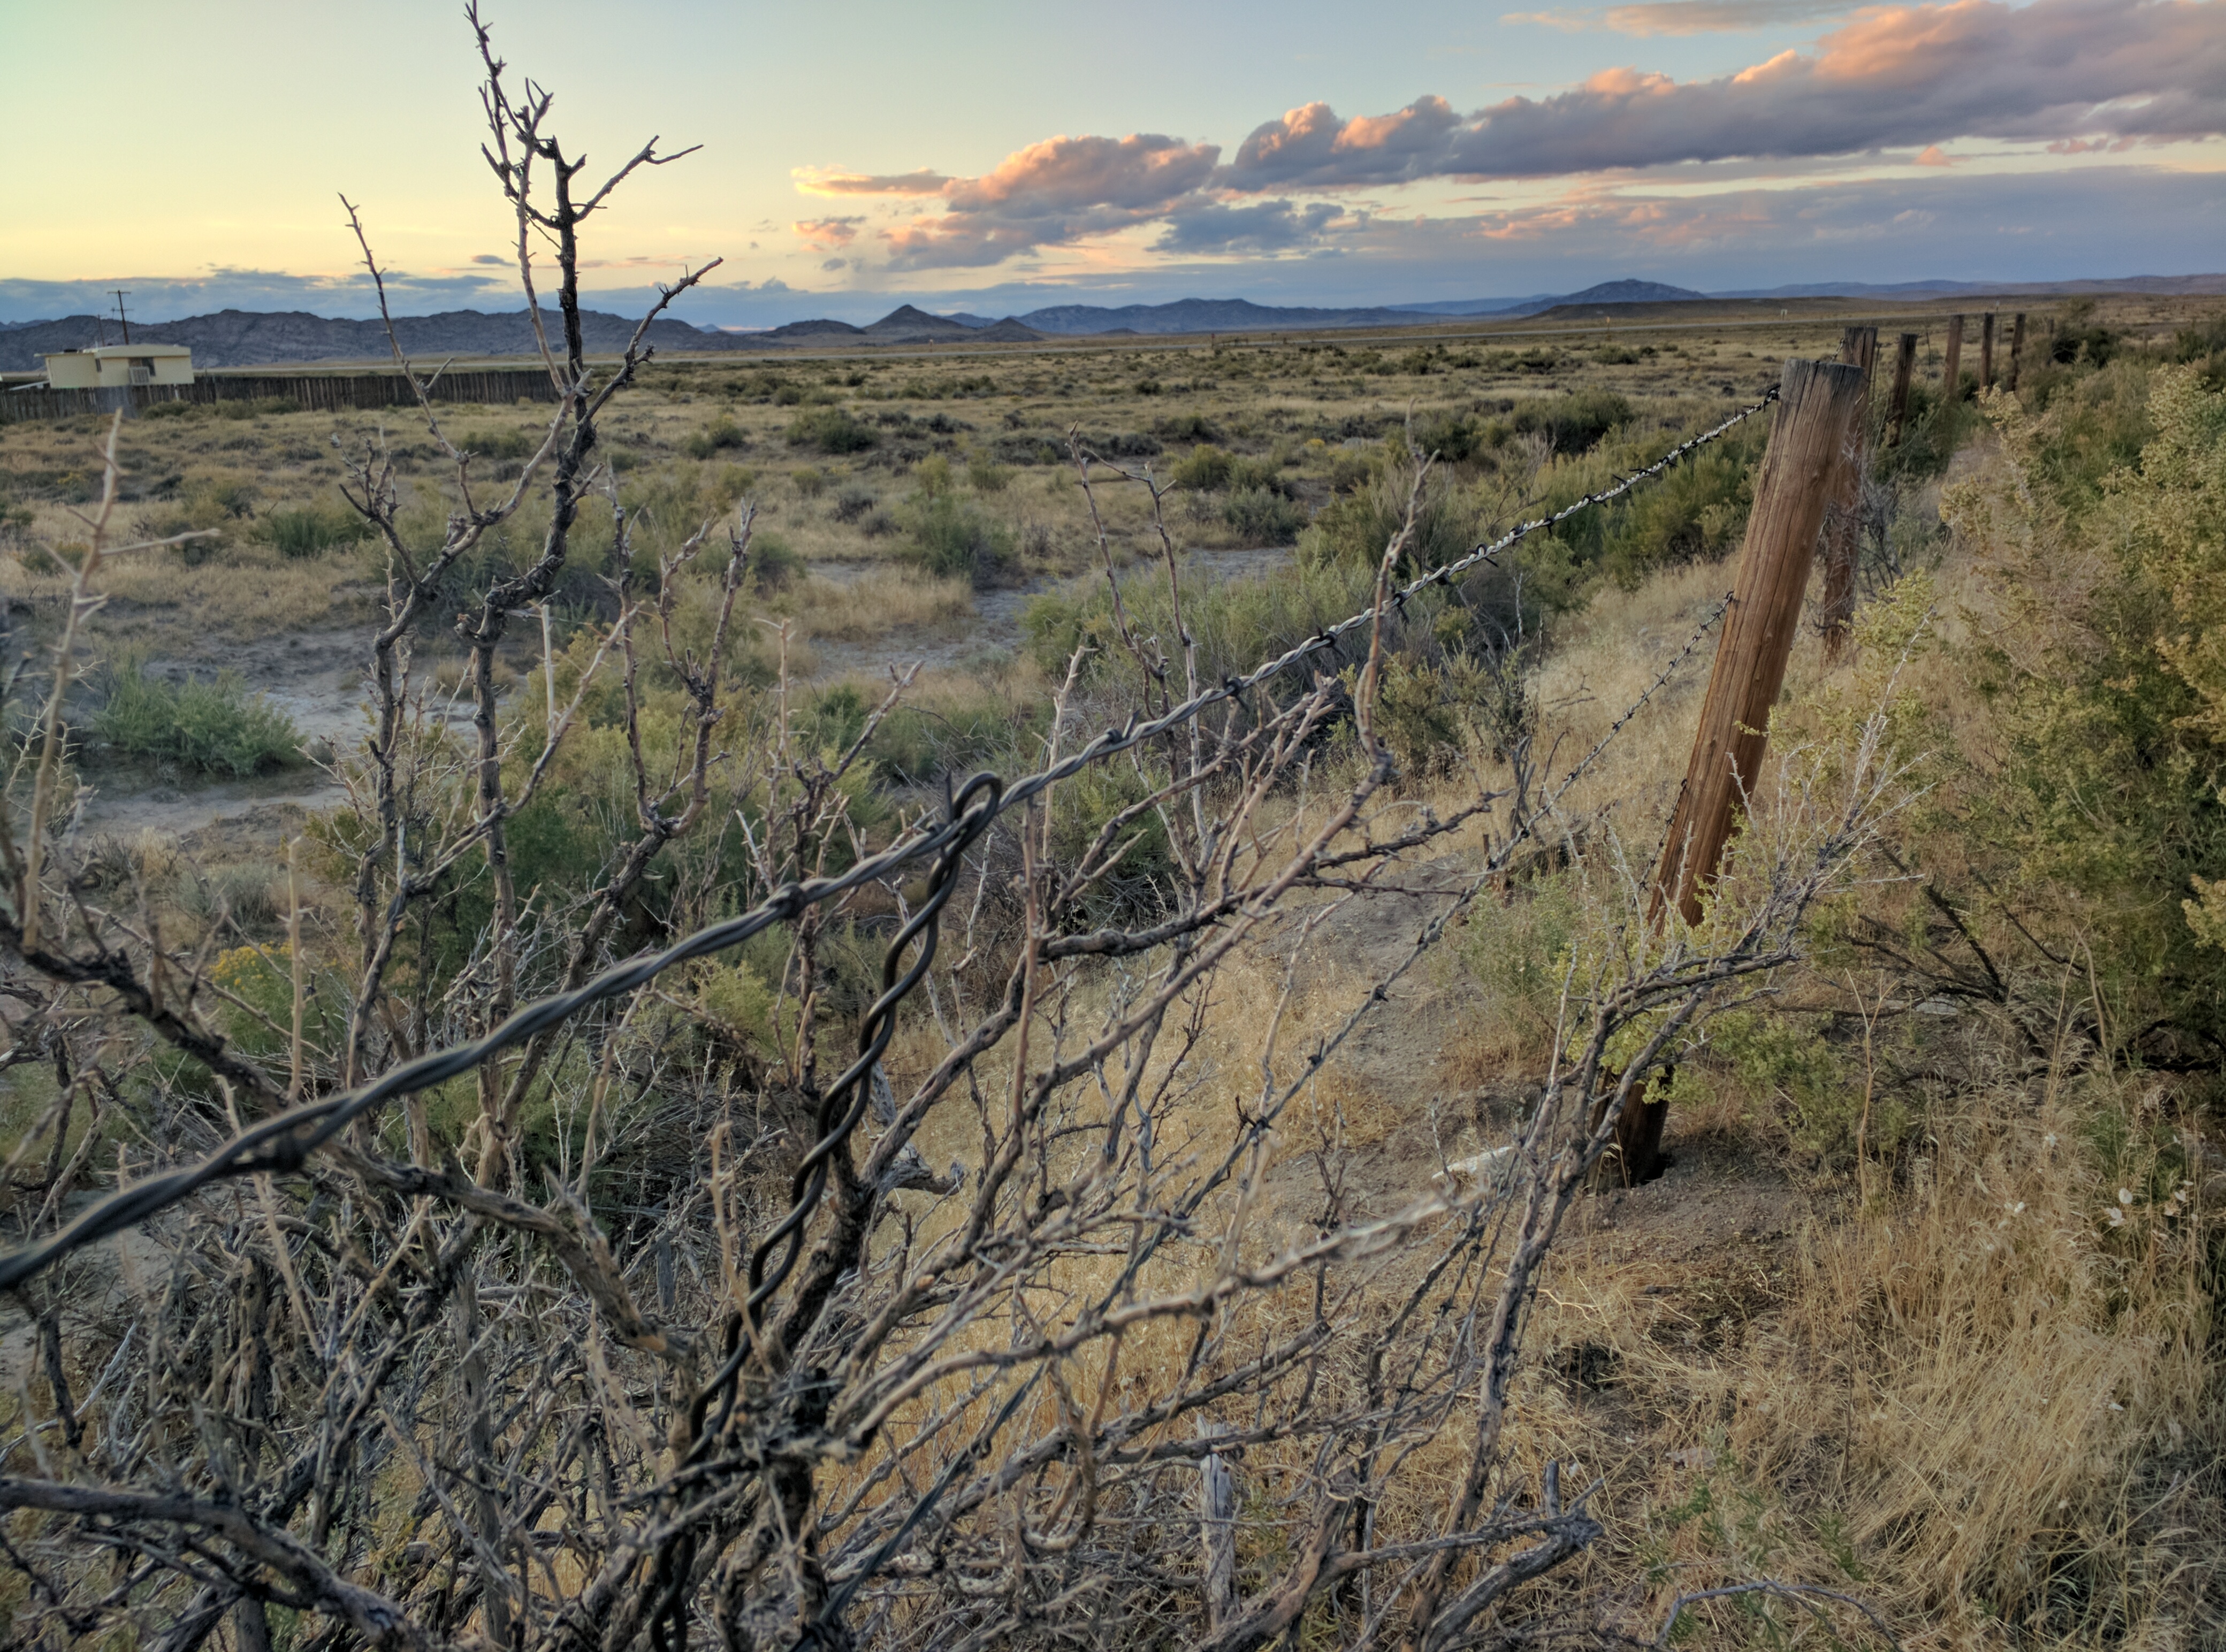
top-left (1816, 326), bottom-right (1877, 665)
top-left (2006, 311), bottom-right (2026, 392)
top-left (1885, 331), bottom-right (1917, 448)
top-left (1980, 311), bottom-right (1996, 389)
top-left (1600, 357), bottom-right (1869, 1184)
top-left (1943, 313), bottom-right (1965, 401)
top-left (1198, 1421), bottom-right (1237, 1632)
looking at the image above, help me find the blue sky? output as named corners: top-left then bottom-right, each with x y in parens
top-left (1, 0), bottom-right (2219, 325)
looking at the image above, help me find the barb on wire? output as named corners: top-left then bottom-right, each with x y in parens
top-left (0, 395), bottom-right (1774, 1296)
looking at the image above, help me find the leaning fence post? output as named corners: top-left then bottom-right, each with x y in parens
top-left (2006, 311), bottom-right (2026, 393)
top-left (1885, 332), bottom-right (1917, 448)
top-left (1198, 1420), bottom-right (1237, 1632)
top-left (1980, 311), bottom-right (1996, 389)
top-left (1942, 314), bottom-right (1964, 401)
top-left (1601, 357), bottom-right (1869, 1186)
top-left (1815, 326), bottom-right (1876, 666)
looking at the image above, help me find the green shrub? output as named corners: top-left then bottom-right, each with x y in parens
top-left (832, 483), bottom-right (876, 523)
top-left (1512, 389), bottom-right (1632, 455)
top-left (1413, 411), bottom-right (1490, 464)
top-left (913, 454), bottom-right (955, 500)
top-left (92, 661), bottom-right (302, 776)
top-left (1222, 486), bottom-right (1307, 544)
top-left (785, 407), bottom-right (876, 454)
top-left (683, 416), bottom-right (748, 460)
top-left (2049, 299), bottom-right (2121, 370)
top-left (1299, 465), bottom-right (1476, 572)
top-left (460, 426), bottom-right (539, 461)
top-left (257, 504), bottom-right (364, 559)
top-left (965, 453), bottom-right (1012, 493)
top-left (1170, 443), bottom-right (1233, 491)
top-left (791, 466), bottom-right (827, 498)
top-left (1947, 362), bottom-right (2226, 1057)
top-left (748, 530), bottom-right (804, 590)
top-left (903, 494), bottom-right (1010, 582)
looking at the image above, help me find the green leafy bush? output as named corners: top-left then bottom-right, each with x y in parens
top-left (1170, 443), bottom-right (1233, 491)
top-left (257, 504), bottom-right (365, 559)
top-left (1946, 362), bottom-right (2226, 1056)
top-left (92, 661), bottom-right (302, 776)
top-left (1511, 389), bottom-right (1632, 455)
top-left (460, 426), bottom-right (539, 461)
top-left (1222, 487), bottom-right (1307, 544)
top-left (1299, 465), bottom-right (1476, 572)
top-left (785, 407), bottom-right (876, 453)
top-left (682, 416), bottom-right (749, 459)
top-left (903, 494), bottom-right (1010, 582)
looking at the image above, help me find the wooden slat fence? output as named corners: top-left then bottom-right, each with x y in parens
top-left (0, 368), bottom-right (561, 424)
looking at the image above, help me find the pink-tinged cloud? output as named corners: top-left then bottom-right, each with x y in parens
top-left (792, 216), bottom-right (866, 250)
top-left (1511, 0), bottom-right (1861, 35)
top-left (1225, 0), bottom-right (2226, 187)
top-left (795, 169), bottom-right (951, 196)
top-left (807, 134), bottom-right (1221, 267)
top-left (803, 0), bottom-right (2224, 268)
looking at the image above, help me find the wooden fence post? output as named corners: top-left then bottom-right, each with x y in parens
top-left (1980, 311), bottom-right (1996, 389)
top-left (1198, 1421), bottom-right (1237, 1632)
top-left (1816, 326), bottom-right (1877, 666)
top-left (1885, 332), bottom-right (1917, 448)
top-left (1942, 314), bottom-right (1965, 402)
top-left (2006, 312), bottom-right (2026, 393)
top-left (1602, 357), bottom-right (1869, 1186)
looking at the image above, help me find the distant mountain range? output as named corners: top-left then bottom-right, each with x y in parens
top-left (0, 307), bottom-right (752, 372)
top-left (4, 274), bottom-right (2219, 371)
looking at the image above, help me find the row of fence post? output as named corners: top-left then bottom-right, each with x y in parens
top-left (0, 367), bottom-right (561, 424)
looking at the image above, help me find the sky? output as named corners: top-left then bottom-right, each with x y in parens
top-left (1, 0), bottom-right (2221, 327)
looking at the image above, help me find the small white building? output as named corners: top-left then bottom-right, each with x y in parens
top-left (40, 343), bottom-right (194, 389)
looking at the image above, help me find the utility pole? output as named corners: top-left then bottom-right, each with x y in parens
top-left (112, 290), bottom-right (132, 345)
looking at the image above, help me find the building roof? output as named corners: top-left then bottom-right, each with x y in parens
top-left (40, 343), bottom-right (193, 360)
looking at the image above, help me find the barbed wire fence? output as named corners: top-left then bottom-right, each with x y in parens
top-left (0, 393), bottom-right (1773, 1301)
top-left (0, 34), bottom-right (1915, 1651)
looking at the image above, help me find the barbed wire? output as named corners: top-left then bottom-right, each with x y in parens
top-left (0, 391), bottom-right (1777, 1295)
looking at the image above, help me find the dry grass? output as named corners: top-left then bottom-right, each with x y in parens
top-left (786, 569), bottom-right (973, 641)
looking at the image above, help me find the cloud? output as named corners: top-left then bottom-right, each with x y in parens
top-left (1506, 0), bottom-right (1857, 34)
top-left (793, 216), bottom-right (866, 250)
top-left (859, 133), bottom-right (1224, 267)
top-left (1224, 0), bottom-right (2226, 188)
top-left (794, 168), bottom-right (951, 196)
top-left (797, 0), bottom-right (2222, 271)
top-left (1258, 163), bottom-right (2225, 289)
top-left (1915, 143), bottom-right (1955, 164)
top-left (471, 253), bottom-right (509, 265)
top-left (1152, 200), bottom-right (1344, 255)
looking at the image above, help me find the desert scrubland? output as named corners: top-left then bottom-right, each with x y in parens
top-left (4, 219), bottom-right (2225, 1652)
